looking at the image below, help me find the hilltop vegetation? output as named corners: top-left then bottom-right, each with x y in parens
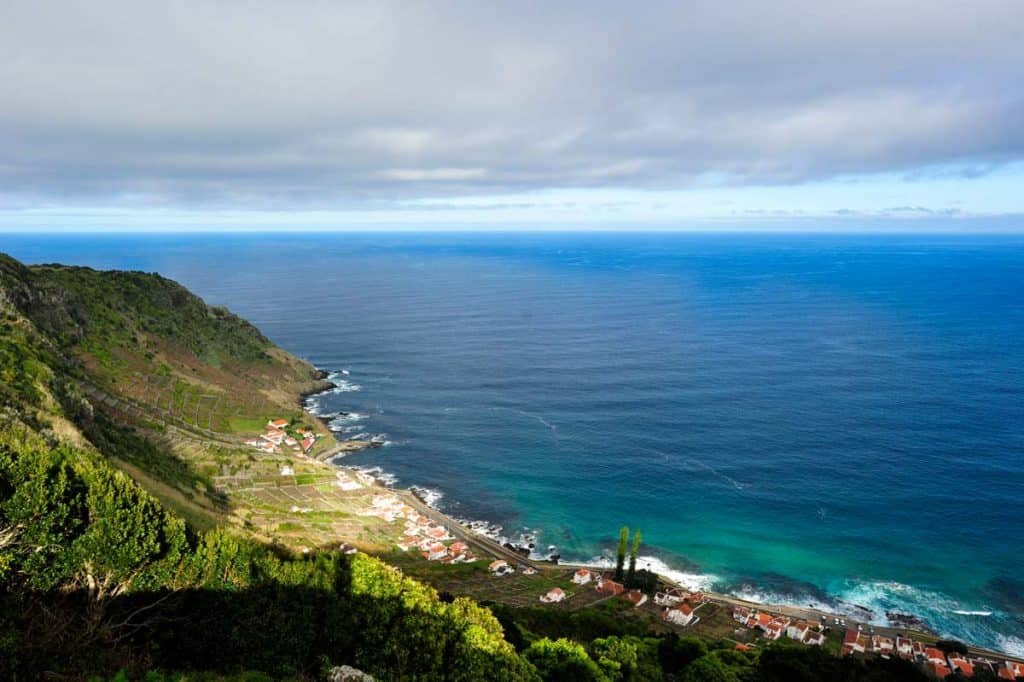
top-left (0, 253), bottom-right (934, 680)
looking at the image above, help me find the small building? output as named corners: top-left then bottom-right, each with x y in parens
top-left (397, 535), bottom-right (420, 551)
top-left (843, 629), bottom-right (866, 654)
top-left (895, 636), bottom-right (913, 657)
top-left (927, 662), bottom-right (951, 679)
top-left (448, 541), bottom-right (469, 556)
top-left (300, 436), bottom-right (315, 453)
top-left (267, 419), bottom-right (289, 430)
top-left (573, 568), bottom-right (594, 585)
top-left (733, 606), bottom-right (752, 623)
top-left (627, 589), bottom-right (648, 608)
top-left (872, 636), bottom-right (893, 654)
top-left (763, 623), bottom-right (784, 641)
top-left (595, 577), bottom-right (624, 596)
top-left (424, 543), bottom-right (447, 561)
top-left (924, 648), bottom-right (948, 666)
top-left (655, 588), bottom-right (685, 606)
top-left (786, 621), bottom-right (809, 641)
top-left (489, 560), bottom-right (512, 575)
top-left (803, 631), bottom-right (825, 646)
top-left (948, 657), bottom-right (973, 677)
top-left (426, 526), bottom-right (450, 540)
top-left (540, 587), bottom-right (566, 603)
top-left (663, 603), bottom-right (694, 626)
top-left (280, 465), bottom-right (295, 476)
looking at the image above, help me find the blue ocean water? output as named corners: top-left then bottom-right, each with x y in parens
top-left (4, 232), bottom-right (1024, 653)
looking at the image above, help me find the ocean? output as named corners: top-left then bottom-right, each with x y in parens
top-left (5, 231), bottom-right (1023, 654)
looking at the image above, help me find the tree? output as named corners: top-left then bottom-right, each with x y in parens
top-left (626, 530), bottom-right (641, 587)
top-left (680, 654), bottom-right (737, 682)
top-left (615, 527), bottom-right (629, 582)
top-left (524, 638), bottom-right (608, 682)
top-left (590, 637), bottom-right (639, 681)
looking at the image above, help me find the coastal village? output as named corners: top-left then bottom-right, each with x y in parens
top-left (362, 482), bottom-right (1024, 680)
top-left (244, 418), bottom-right (320, 456)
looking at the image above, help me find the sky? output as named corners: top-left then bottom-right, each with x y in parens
top-left (1, 1), bottom-right (1023, 232)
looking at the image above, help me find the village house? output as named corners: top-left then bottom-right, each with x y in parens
top-left (595, 576), bottom-right (624, 596)
top-left (572, 568), bottom-right (594, 585)
top-left (279, 465), bottom-right (294, 476)
top-left (924, 648), bottom-right (948, 666)
top-left (733, 606), bottom-right (752, 623)
top-left (803, 631), bottom-right (825, 646)
top-left (948, 657), bottom-right (974, 677)
top-left (786, 621), bottom-right (810, 641)
top-left (426, 526), bottom-right (451, 540)
top-left (540, 587), bottom-right (566, 604)
top-left (1001, 662), bottom-right (1024, 680)
top-left (843, 629), bottom-right (866, 654)
top-left (872, 636), bottom-right (894, 655)
top-left (663, 603), bottom-right (694, 626)
top-left (448, 541), bottom-right (468, 557)
top-left (655, 588), bottom-right (685, 606)
top-left (489, 559), bottom-right (513, 576)
top-left (896, 636), bottom-right (914, 658)
top-left (397, 535), bottom-right (420, 552)
top-left (927, 661), bottom-right (952, 679)
top-left (267, 419), bottom-right (289, 430)
top-left (763, 622), bottom-right (785, 641)
top-left (627, 589), bottom-right (648, 608)
top-left (423, 542), bottom-right (447, 561)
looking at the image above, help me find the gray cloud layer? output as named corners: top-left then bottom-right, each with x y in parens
top-left (1, 1), bottom-right (1022, 207)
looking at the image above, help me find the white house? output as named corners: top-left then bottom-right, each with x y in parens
top-left (803, 631), bottom-right (825, 646)
top-left (627, 589), bottom-right (648, 608)
top-left (280, 465), bottom-right (295, 476)
top-left (540, 587), bottom-right (566, 603)
top-left (786, 621), bottom-right (810, 641)
top-left (489, 560), bottom-right (513, 576)
top-left (573, 568), bottom-right (594, 585)
top-left (663, 603), bottom-right (694, 626)
top-left (655, 588), bottom-right (684, 606)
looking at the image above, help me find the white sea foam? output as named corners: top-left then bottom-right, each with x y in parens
top-left (331, 380), bottom-right (363, 393)
top-left (729, 585), bottom-right (836, 615)
top-left (350, 466), bottom-right (398, 487)
top-left (995, 635), bottom-right (1024, 659)
top-left (410, 485), bottom-right (444, 508)
top-left (952, 610), bottom-right (993, 617)
top-left (585, 555), bottom-right (718, 592)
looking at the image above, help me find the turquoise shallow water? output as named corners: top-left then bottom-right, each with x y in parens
top-left (5, 232), bottom-right (1024, 653)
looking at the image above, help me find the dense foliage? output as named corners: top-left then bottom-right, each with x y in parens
top-left (0, 425), bottom-right (535, 680)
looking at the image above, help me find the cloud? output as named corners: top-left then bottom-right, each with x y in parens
top-left (0, 0), bottom-right (1022, 208)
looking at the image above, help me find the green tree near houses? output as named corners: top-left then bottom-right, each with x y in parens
top-left (615, 526), bottom-right (630, 581)
top-left (626, 529), bottom-right (642, 587)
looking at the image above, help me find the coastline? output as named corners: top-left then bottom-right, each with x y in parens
top-left (305, 366), bottom-right (1024, 662)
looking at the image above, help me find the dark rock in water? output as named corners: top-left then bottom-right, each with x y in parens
top-left (548, 554), bottom-right (560, 564)
top-left (886, 611), bottom-right (933, 633)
